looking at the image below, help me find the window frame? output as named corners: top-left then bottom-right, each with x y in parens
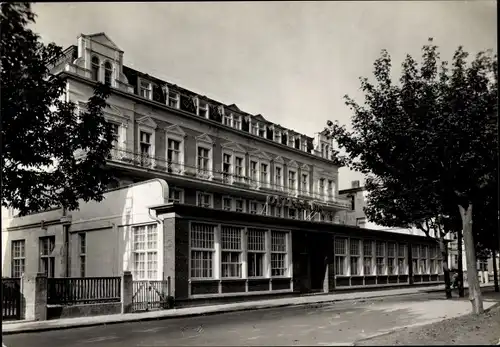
top-left (288, 168), bottom-right (298, 195)
top-left (349, 238), bottom-right (361, 276)
top-left (220, 225), bottom-right (243, 279)
top-left (164, 86), bottom-right (180, 109)
top-left (104, 61), bottom-right (113, 86)
top-left (270, 230), bottom-right (289, 277)
top-left (39, 236), bottom-right (56, 278)
top-left (79, 232), bottom-right (86, 277)
top-left (165, 129), bottom-right (185, 174)
top-left (189, 222), bottom-right (216, 280)
top-left (11, 239), bottom-right (26, 278)
top-left (196, 135), bottom-right (214, 180)
top-left (334, 237), bottom-right (348, 276)
top-left (247, 228), bottom-right (267, 278)
top-left (196, 97), bottom-right (209, 118)
top-left (132, 224), bottom-right (159, 280)
top-left (138, 78), bottom-right (153, 100)
top-left (168, 187), bottom-right (184, 203)
top-left (196, 191), bottom-right (214, 208)
top-left (222, 195), bottom-right (233, 211)
top-left (91, 55), bottom-right (100, 82)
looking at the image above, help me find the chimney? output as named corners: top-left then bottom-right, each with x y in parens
top-left (351, 180), bottom-right (360, 188)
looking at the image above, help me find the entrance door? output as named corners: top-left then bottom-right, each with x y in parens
top-left (309, 233), bottom-right (328, 292)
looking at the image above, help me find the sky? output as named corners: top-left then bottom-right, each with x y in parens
top-left (31, 1), bottom-right (497, 189)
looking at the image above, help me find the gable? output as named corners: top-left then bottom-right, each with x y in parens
top-left (273, 156), bottom-right (285, 164)
top-left (86, 32), bottom-right (123, 52)
top-left (301, 163), bottom-right (310, 171)
top-left (137, 116), bottom-right (158, 129)
top-left (164, 124), bottom-right (186, 138)
top-left (288, 160), bottom-right (299, 168)
top-left (196, 133), bottom-right (213, 144)
top-left (249, 150), bottom-right (271, 161)
top-left (221, 142), bottom-right (246, 153)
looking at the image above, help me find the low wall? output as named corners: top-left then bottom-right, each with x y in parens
top-left (47, 302), bottom-right (121, 320)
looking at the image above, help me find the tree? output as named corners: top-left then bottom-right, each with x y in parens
top-left (326, 39), bottom-right (497, 314)
top-left (1, 3), bottom-right (116, 216)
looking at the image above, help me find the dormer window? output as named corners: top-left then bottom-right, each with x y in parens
top-left (197, 99), bottom-right (209, 118)
top-left (294, 137), bottom-right (300, 149)
top-left (223, 113), bottom-right (232, 126)
top-left (139, 79), bottom-right (152, 100)
top-left (251, 122), bottom-right (259, 135)
top-left (91, 56), bottom-right (100, 81)
top-left (302, 140), bottom-right (308, 152)
top-left (258, 124), bottom-right (266, 137)
top-left (167, 90), bottom-right (180, 109)
top-left (274, 130), bottom-right (281, 143)
top-left (288, 134), bottom-right (295, 147)
top-left (104, 61), bottom-right (113, 86)
top-left (233, 115), bottom-right (242, 130)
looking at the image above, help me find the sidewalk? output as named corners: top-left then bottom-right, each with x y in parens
top-left (2, 282), bottom-right (495, 335)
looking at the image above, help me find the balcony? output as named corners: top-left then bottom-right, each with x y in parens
top-left (107, 148), bottom-right (350, 209)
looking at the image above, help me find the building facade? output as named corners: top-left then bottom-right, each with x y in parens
top-left (2, 33), bottom-right (444, 305)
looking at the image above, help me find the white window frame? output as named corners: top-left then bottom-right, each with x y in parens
top-left (168, 187), bottom-right (184, 203)
top-left (11, 240), bottom-right (26, 278)
top-left (196, 191), bottom-right (214, 208)
top-left (334, 237), bottom-right (347, 275)
top-left (362, 239), bottom-right (374, 276)
top-left (190, 222), bottom-right (216, 279)
top-left (398, 243), bottom-right (408, 275)
top-left (247, 228), bottom-right (267, 278)
top-left (196, 135), bottom-right (214, 180)
top-left (104, 60), bottom-right (114, 87)
top-left (327, 179), bottom-right (335, 199)
top-left (349, 238), bottom-right (361, 276)
top-left (165, 126), bottom-right (185, 174)
top-left (430, 245), bottom-right (439, 274)
top-left (222, 151), bottom-right (233, 184)
top-left (387, 242), bottom-right (397, 275)
top-left (251, 121), bottom-right (259, 136)
top-left (165, 86), bottom-right (180, 109)
top-left (249, 152), bottom-right (271, 189)
top-left (318, 178), bottom-right (326, 200)
top-left (287, 169), bottom-right (298, 195)
top-left (137, 124), bottom-right (156, 167)
top-left (196, 97), bottom-right (209, 119)
top-left (39, 236), bottom-right (56, 278)
top-left (412, 244), bottom-right (420, 275)
top-left (138, 78), bottom-right (153, 100)
top-left (132, 224), bottom-right (159, 280)
top-left (91, 55), bottom-right (100, 82)
top-left (79, 232), bottom-right (86, 277)
top-left (274, 164), bottom-right (283, 191)
top-left (270, 230), bottom-right (289, 277)
top-left (375, 241), bottom-right (387, 275)
top-left (301, 137), bottom-right (308, 152)
top-left (233, 114), bottom-right (242, 130)
top-left (221, 143), bottom-right (247, 184)
top-left (220, 225), bottom-right (243, 279)
top-left (300, 165), bottom-right (310, 195)
top-left (222, 195), bottom-right (233, 211)
top-left (274, 130), bottom-right (282, 144)
top-left (223, 112), bottom-right (233, 127)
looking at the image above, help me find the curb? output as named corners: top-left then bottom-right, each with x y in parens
top-left (2, 288), bottom-right (446, 335)
top-left (352, 301), bottom-right (500, 346)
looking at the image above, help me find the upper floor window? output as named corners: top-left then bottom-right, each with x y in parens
top-left (197, 146), bottom-right (211, 174)
top-left (223, 113), bottom-right (232, 127)
top-left (275, 165), bottom-right (283, 190)
top-left (139, 80), bottom-right (152, 100)
top-left (258, 124), bottom-right (266, 137)
top-left (167, 139), bottom-right (181, 164)
top-left (169, 188), bottom-right (184, 203)
top-left (250, 160), bottom-right (258, 183)
top-left (251, 122), bottom-right (259, 135)
top-left (167, 89), bottom-right (180, 109)
top-left (288, 170), bottom-right (297, 192)
top-left (222, 153), bottom-right (232, 182)
top-left (233, 115), bottom-right (242, 130)
top-left (274, 131), bottom-right (281, 144)
top-left (260, 163), bottom-right (269, 186)
top-left (328, 180), bottom-right (334, 197)
top-left (288, 135), bottom-right (295, 147)
top-left (301, 173), bottom-right (309, 193)
top-left (104, 61), bottom-right (113, 86)
top-left (110, 123), bottom-right (119, 147)
top-left (197, 192), bottom-right (213, 208)
top-left (139, 131), bottom-right (152, 156)
top-left (91, 56), bottom-right (100, 81)
top-left (197, 99), bottom-right (209, 118)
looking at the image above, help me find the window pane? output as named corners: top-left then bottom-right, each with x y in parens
top-left (190, 223), bottom-right (215, 249)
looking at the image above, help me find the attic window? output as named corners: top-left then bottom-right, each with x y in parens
top-left (139, 79), bottom-right (152, 100)
top-left (251, 122), bottom-right (259, 135)
top-left (302, 140), bottom-right (308, 152)
top-left (91, 56), bottom-right (100, 81)
top-left (104, 61), bottom-right (113, 86)
top-left (258, 124), bottom-right (266, 137)
top-left (167, 89), bottom-right (180, 109)
top-left (274, 130), bottom-right (281, 143)
top-left (294, 137), bottom-right (300, 149)
top-left (198, 99), bottom-right (209, 118)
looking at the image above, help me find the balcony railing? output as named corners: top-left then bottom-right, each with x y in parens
top-left (108, 148), bottom-right (350, 209)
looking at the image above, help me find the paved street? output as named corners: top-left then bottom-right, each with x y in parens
top-left (4, 291), bottom-right (497, 347)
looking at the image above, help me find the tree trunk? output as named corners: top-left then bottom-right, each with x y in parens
top-left (493, 250), bottom-right (499, 292)
top-left (439, 236), bottom-right (452, 299)
top-left (459, 204), bottom-right (484, 314)
top-left (457, 228), bottom-right (465, 297)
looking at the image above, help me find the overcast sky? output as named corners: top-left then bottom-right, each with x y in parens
top-left (31, 1), bottom-right (496, 189)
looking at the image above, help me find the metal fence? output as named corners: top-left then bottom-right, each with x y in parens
top-left (2, 278), bottom-right (21, 320)
top-left (47, 277), bottom-right (121, 305)
top-left (132, 278), bottom-right (171, 312)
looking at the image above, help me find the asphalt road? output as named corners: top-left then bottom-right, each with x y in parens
top-left (2, 291), bottom-right (474, 347)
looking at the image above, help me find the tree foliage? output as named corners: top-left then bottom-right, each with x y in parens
top-left (326, 38), bottom-right (497, 311)
top-left (1, 3), bottom-right (116, 216)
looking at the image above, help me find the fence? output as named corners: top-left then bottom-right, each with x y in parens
top-left (47, 277), bottom-right (121, 305)
top-left (132, 278), bottom-right (171, 312)
top-left (2, 278), bottom-right (21, 320)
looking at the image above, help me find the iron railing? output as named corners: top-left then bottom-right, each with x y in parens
top-left (47, 277), bottom-right (121, 305)
top-left (108, 147), bottom-right (351, 209)
top-left (2, 278), bottom-right (21, 320)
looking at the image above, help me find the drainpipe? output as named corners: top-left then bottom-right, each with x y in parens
top-left (61, 208), bottom-right (72, 278)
